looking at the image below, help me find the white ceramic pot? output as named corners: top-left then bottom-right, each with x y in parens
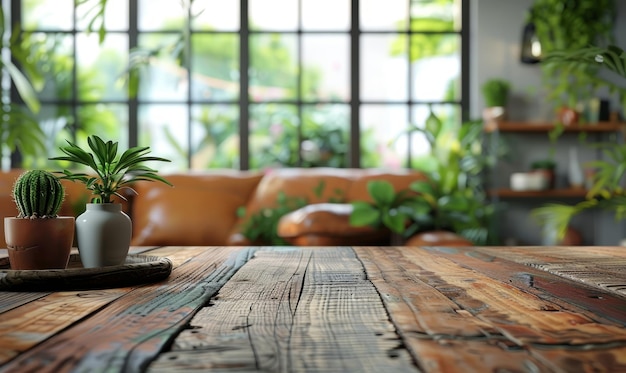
top-left (76, 203), bottom-right (131, 268)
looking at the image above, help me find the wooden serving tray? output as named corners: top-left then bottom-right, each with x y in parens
top-left (0, 254), bottom-right (173, 291)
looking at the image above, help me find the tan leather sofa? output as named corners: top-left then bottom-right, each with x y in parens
top-left (0, 168), bottom-right (472, 247)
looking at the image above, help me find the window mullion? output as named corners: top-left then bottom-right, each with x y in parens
top-left (350, 0), bottom-right (360, 168)
top-left (128, 0), bottom-right (138, 148)
top-left (239, 0), bottom-right (250, 170)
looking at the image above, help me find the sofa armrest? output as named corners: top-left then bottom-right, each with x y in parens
top-left (404, 230), bottom-right (473, 247)
top-left (277, 203), bottom-right (390, 246)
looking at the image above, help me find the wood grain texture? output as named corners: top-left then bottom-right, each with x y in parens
top-left (2, 245), bottom-right (626, 373)
top-left (355, 246), bottom-right (626, 373)
top-left (474, 246), bottom-right (626, 297)
top-left (0, 246), bottom-right (255, 373)
top-left (0, 289), bottom-right (128, 363)
top-left (149, 247), bottom-right (419, 373)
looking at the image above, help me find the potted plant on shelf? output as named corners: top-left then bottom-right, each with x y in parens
top-left (50, 135), bottom-right (172, 268)
top-left (481, 78), bottom-right (511, 131)
top-left (532, 44), bottom-right (626, 241)
top-left (4, 170), bottom-right (75, 270)
top-left (530, 159), bottom-right (556, 189)
top-left (528, 0), bottom-right (616, 124)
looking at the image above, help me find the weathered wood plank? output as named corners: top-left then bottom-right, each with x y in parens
top-left (0, 246), bottom-right (254, 373)
top-left (473, 246), bottom-right (626, 297)
top-left (0, 291), bottom-right (48, 314)
top-left (355, 246), bottom-right (552, 372)
top-left (356, 246), bottom-right (626, 372)
top-left (440, 246), bottom-right (626, 325)
top-left (149, 247), bottom-right (419, 373)
top-left (0, 289), bottom-right (128, 363)
top-left (0, 246), bottom-right (183, 365)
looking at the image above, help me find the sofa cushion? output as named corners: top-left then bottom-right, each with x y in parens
top-left (131, 171), bottom-right (263, 246)
top-left (277, 203), bottom-right (390, 246)
top-left (227, 168), bottom-right (360, 244)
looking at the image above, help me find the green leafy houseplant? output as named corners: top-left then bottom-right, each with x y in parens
top-left (50, 135), bottom-right (173, 203)
top-left (0, 6), bottom-right (47, 167)
top-left (349, 180), bottom-right (422, 240)
top-left (481, 78), bottom-right (511, 108)
top-left (532, 45), bottom-right (626, 240)
top-left (351, 113), bottom-right (505, 245)
top-left (528, 0), bottom-right (615, 111)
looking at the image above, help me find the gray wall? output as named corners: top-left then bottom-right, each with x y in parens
top-left (470, 0), bottom-right (626, 245)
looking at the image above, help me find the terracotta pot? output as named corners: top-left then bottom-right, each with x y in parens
top-left (5, 217), bottom-right (75, 270)
top-left (557, 107), bottom-right (579, 126)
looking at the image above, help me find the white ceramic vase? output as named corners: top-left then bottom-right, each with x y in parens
top-left (76, 203), bottom-right (132, 268)
top-left (568, 146), bottom-right (584, 188)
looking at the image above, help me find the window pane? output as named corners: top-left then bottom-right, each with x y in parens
top-left (22, 104), bottom-right (74, 169)
top-left (411, 35), bottom-right (460, 101)
top-left (302, 35), bottom-right (350, 102)
top-left (301, 104), bottom-right (349, 167)
top-left (77, 104), bottom-right (129, 149)
top-left (23, 0), bottom-right (73, 31)
top-left (360, 104), bottom-right (409, 168)
top-left (249, 104), bottom-right (299, 169)
top-left (411, 0), bottom-right (461, 32)
top-left (302, 0), bottom-right (350, 31)
top-left (191, 34), bottom-right (240, 101)
top-left (191, 104), bottom-right (240, 169)
top-left (77, 33), bottom-right (129, 101)
top-left (137, 34), bottom-right (188, 101)
top-left (191, 0), bottom-right (240, 31)
top-left (249, 0), bottom-right (298, 31)
top-left (29, 33), bottom-right (75, 101)
top-left (250, 34), bottom-right (297, 102)
top-left (76, 0), bottom-right (128, 31)
top-left (410, 103), bottom-right (461, 169)
top-left (138, 0), bottom-right (186, 31)
top-left (139, 104), bottom-right (189, 172)
top-left (361, 34), bottom-right (408, 102)
top-left (360, 0), bottom-right (408, 31)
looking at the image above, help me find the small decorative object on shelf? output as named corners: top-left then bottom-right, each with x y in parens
top-left (4, 170), bottom-right (75, 270)
top-left (530, 159), bottom-right (556, 189)
top-left (510, 172), bottom-right (549, 191)
top-left (567, 146), bottom-right (584, 189)
top-left (50, 136), bottom-right (172, 268)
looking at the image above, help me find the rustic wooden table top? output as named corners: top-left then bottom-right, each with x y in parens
top-left (0, 245), bottom-right (625, 373)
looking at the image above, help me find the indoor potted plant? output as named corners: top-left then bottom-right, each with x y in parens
top-left (349, 180), bottom-right (422, 245)
top-left (351, 117), bottom-right (505, 246)
top-left (481, 78), bottom-right (511, 130)
top-left (4, 170), bottom-right (75, 270)
top-left (50, 135), bottom-right (172, 268)
top-left (528, 0), bottom-right (615, 123)
top-left (532, 44), bottom-right (626, 241)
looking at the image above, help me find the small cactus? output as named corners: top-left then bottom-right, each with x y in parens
top-left (13, 170), bottom-right (65, 219)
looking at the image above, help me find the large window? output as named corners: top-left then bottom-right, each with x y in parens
top-left (7, 0), bottom-right (468, 171)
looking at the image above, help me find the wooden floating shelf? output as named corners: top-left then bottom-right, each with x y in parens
top-left (485, 121), bottom-right (626, 133)
top-left (489, 188), bottom-right (589, 198)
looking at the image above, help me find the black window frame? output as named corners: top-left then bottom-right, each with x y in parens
top-left (9, 0), bottom-right (470, 170)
